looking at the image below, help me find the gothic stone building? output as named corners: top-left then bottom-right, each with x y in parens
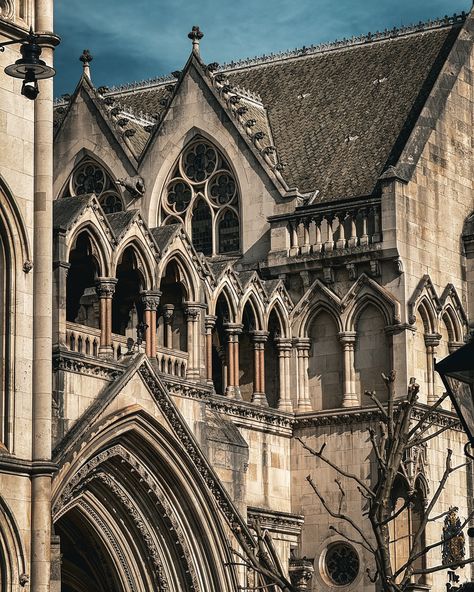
top-left (1, 2), bottom-right (474, 591)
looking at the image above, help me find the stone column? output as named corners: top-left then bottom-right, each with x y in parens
top-left (275, 338), bottom-right (293, 412)
top-left (31, 3), bottom-right (59, 590)
top-left (425, 333), bottom-right (441, 404)
top-left (224, 323), bottom-right (243, 399)
top-left (96, 278), bottom-right (117, 358)
top-left (53, 258), bottom-right (70, 349)
top-left (205, 315), bottom-right (217, 385)
top-left (184, 303), bottom-right (202, 379)
top-left (141, 291), bottom-right (161, 357)
top-left (162, 304), bottom-right (175, 349)
top-left (295, 338), bottom-right (312, 412)
top-left (251, 331), bottom-right (269, 406)
top-left (339, 331), bottom-right (358, 407)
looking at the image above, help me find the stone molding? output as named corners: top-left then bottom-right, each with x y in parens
top-left (53, 351), bottom-right (124, 381)
top-left (247, 506), bottom-right (304, 536)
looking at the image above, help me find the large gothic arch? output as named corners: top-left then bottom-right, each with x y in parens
top-left (53, 408), bottom-right (237, 592)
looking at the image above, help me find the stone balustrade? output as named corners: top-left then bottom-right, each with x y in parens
top-left (66, 323), bottom-right (100, 357)
top-left (156, 346), bottom-right (188, 378)
top-left (271, 199), bottom-right (382, 257)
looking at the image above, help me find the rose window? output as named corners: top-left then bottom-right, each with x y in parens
top-left (325, 543), bottom-right (359, 586)
top-left (161, 139), bottom-right (240, 256)
top-left (62, 159), bottom-right (123, 213)
top-left (183, 142), bottom-right (217, 182)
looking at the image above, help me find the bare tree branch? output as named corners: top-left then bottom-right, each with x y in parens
top-left (306, 475), bottom-right (376, 554)
top-left (411, 557), bottom-right (474, 575)
top-left (297, 438), bottom-right (375, 497)
top-left (407, 392), bottom-right (450, 438)
top-left (328, 525), bottom-right (374, 554)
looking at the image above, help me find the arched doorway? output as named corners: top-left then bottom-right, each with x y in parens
top-left (53, 413), bottom-right (237, 592)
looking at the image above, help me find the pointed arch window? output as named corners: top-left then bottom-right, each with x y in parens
top-left (61, 158), bottom-right (124, 213)
top-left (161, 139), bottom-right (240, 256)
top-left (191, 199), bottom-right (212, 256)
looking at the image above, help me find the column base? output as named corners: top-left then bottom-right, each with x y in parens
top-left (342, 394), bottom-right (360, 407)
top-left (278, 400), bottom-right (293, 413)
top-left (99, 346), bottom-right (114, 359)
top-left (297, 401), bottom-right (313, 413)
top-left (186, 370), bottom-right (201, 382)
top-left (251, 392), bottom-right (269, 406)
top-left (225, 386), bottom-right (242, 400)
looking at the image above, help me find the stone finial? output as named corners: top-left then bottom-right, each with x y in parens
top-left (80, 49), bottom-right (93, 80)
top-left (188, 26), bottom-right (204, 55)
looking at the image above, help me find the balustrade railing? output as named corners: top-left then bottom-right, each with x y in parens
top-left (156, 346), bottom-right (188, 378)
top-left (65, 323), bottom-right (188, 377)
top-left (66, 323), bottom-right (100, 357)
top-left (285, 202), bottom-right (382, 256)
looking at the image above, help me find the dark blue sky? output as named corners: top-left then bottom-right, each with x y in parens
top-left (53, 0), bottom-right (471, 97)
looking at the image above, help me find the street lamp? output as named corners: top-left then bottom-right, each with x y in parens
top-left (1, 28), bottom-right (55, 99)
top-left (435, 337), bottom-right (474, 457)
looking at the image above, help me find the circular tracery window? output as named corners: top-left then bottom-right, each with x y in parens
top-left (324, 543), bottom-right (359, 586)
top-left (64, 159), bottom-right (124, 213)
top-left (162, 139), bottom-right (240, 256)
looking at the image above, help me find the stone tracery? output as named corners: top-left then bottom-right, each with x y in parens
top-left (161, 139), bottom-right (240, 256)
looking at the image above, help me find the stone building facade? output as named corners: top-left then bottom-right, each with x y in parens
top-left (1, 2), bottom-right (474, 591)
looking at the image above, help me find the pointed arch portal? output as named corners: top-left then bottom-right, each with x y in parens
top-left (53, 412), bottom-right (236, 592)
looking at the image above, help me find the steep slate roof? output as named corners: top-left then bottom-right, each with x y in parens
top-left (53, 195), bottom-right (93, 231)
top-left (105, 16), bottom-right (464, 202)
top-left (105, 210), bottom-right (138, 237)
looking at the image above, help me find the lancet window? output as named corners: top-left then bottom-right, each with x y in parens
top-left (161, 140), bottom-right (240, 256)
top-left (62, 159), bottom-right (123, 213)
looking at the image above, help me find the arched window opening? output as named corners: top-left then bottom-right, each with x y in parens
top-left (218, 209), bottom-right (240, 254)
top-left (265, 309), bottom-right (281, 408)
top-left (161, 139), bottom-right (240, 256)
top-left (112, 248), bottom-right (145, 337)
top-left (157, 261), bottom-right (188, 352)
top-left (239, 302), bottom-right (257, 403)
top-left (66, 233), bottom-right (100, 327)
top-left (413, 304), bottom-right (431, 404)
top-left (191, 199), bottom-right (212, 256)
top-left (389, 477), bottom-right (427, 585)
top-left (62, 158), bottom-right (123, 213)
top-left (435, 315), bottom-right (451, 404)
top-left (354, 304), bottom-right (390, 402)
top-left (308, 311), bottom-right (342, 410)
top-left (212, 294), bottom-right (231, 395)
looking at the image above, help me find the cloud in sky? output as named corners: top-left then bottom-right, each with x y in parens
top-left (53, 0), bottom-right (471, 96)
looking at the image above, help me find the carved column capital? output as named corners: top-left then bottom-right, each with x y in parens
top-left (250, 330), bottom-right (269, 346)
top-left (275, 337), bottom-right (292, 352)
top-left (425, 332), bottom-right (441, 348)
top-left (205, 315), bottom-right (217, 331)
top-left (184, 305), bottom-right (201, 321)
top-left (294, 337), bottom-right (311, 352)
top-left (338, 331), bottom-right (357, 345)
top-left (95, 277), bottom-right (117, 299)
top-left (140, 290), bottom-right (161, 311)
top-left (224, 322), bottom-right (244, 337)
top-left (289, 557), bottom-right (314, 591)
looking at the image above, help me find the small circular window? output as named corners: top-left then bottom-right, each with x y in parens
top-left (324, 543), bottom-right (359, 586)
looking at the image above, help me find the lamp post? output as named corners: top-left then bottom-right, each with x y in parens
top-left (1, 28), bottom-right (55, 99)
top-left (435, 337), bottom-right (474, 458)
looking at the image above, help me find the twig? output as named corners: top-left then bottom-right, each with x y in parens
top-left (306, 475), bottom-right (376, 554)
top-left (328, 525), bottom-right (374, 554)
top-left (297, 438), bottom-right (374, 497)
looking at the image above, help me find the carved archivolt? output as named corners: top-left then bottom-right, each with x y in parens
top-left (0, 0), bottom-right (14, 20)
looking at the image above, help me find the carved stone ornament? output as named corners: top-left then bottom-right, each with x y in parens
top-left (289, 557), bottom-right (314, 591)
top-left (0, 0), bottom-right (14, 19)
top-left (442, 507), bottom-right (465, 567)
top-left (23, 260), bottom-right (33, 273)
top-left (96, 278), bottom-right (117, 299)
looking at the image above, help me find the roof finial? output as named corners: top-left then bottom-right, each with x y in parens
top-left (80, 49), bottom-right (93, 80)
top-left (188, 26), bottom-right (203, 56)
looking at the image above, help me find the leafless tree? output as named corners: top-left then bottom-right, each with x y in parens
top-left (228, 519), bottom-right (297, 592)
top-left (297, 372), bottom-right (474, 592)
